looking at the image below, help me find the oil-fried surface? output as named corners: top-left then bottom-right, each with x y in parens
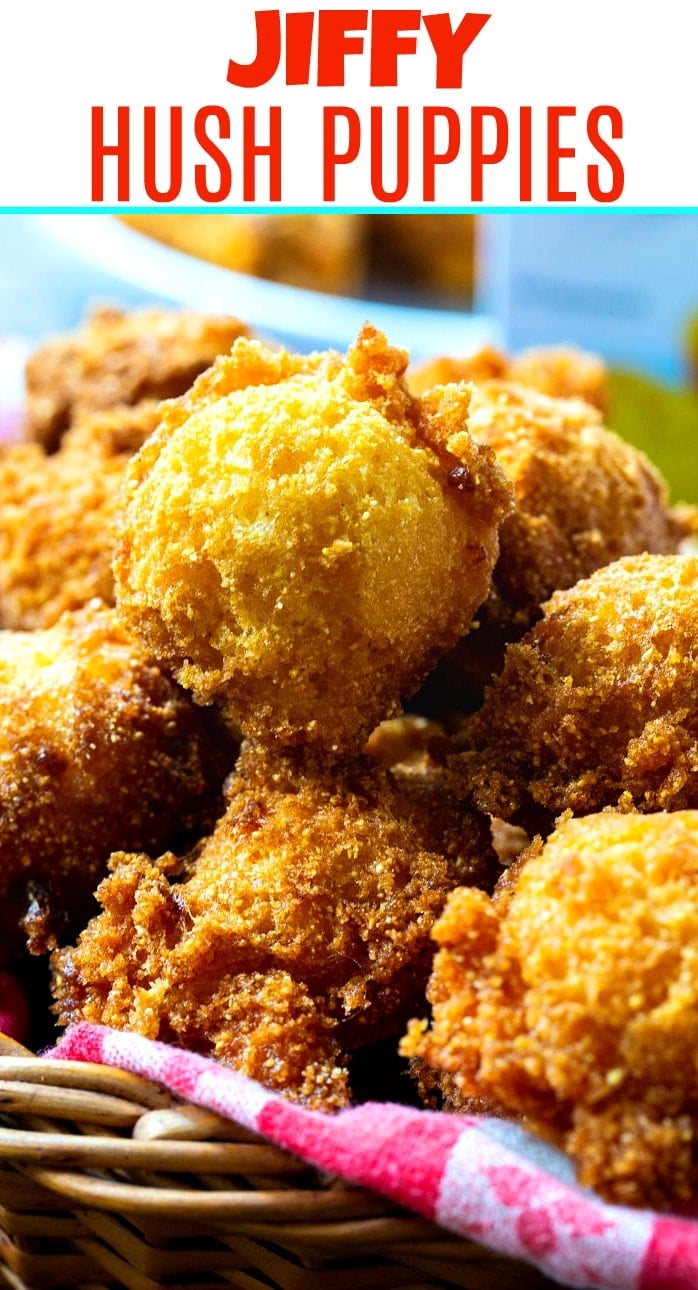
top-left (0, 602), bottom-right (235, 953)
top-left (403, 812), bottom-right (698, 1208)
top-left (114, 325), bottom-right (512, 752)
top-left (465, 381), bottom-right (682, 635)
top-left (0, 404), bottom-right (163, 631)
top-left (0, 441), bottom-right (123, 629)
top-left (62, 399), bottom-right (162, 458)
top-left (371, 214), bottom-right (476, 296)
top-left (53, 741), bottom-right (497, 1110)
top-left (450, 553), bottom-right (698, 826)
top-left (408, 344), bottom-right (607, 411)
top-left (412, 382), bottom-right (687, 717)
top-left (24, 306), bottom-right (249, 451)
top-left (508, 345), bottom-right (609, 411)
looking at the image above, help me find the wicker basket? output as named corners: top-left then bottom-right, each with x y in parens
top-left (0, 1032), bottom-right (558, 1290)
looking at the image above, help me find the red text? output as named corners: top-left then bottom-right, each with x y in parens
top-left (227, 8), bottom-right (491, 89)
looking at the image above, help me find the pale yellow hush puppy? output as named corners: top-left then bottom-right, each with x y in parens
top-left (114, 326), bottom-right (511, 751)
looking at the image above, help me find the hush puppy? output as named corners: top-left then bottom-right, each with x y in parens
top-left (451, 553), bottom-right (698, 827)
top-left (0, 601), bottom-right (234, 953)
top-left (24, 306), bottom-right (249, 451)
top-left (0, 404), bottom-right (160, 630)
top-left (466, 383), bottom-right (682, 637)
top-left (114, 325), bottom-right (512, 752)
top-left (411, 383), bottom-right (685, 715)
top-left (403, 811), bottom-right (698, 1209)
top-left (408, 344), bottom-right (607, 412)
top-left (53, 740), bottom-right (497, 1110)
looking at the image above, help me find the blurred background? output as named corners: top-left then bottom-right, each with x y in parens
top-left (1, 212), bottom-right (697, 499)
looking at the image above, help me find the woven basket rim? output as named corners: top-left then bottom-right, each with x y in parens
top-left (0, 1037), bottom-right (401, 1222)
top-left (0, 1033), bottom-right (557, 1289)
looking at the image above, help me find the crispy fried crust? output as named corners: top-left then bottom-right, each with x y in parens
top-left (408, 344), bottom-right (607, 411)
top-left (53, 740), bottom-right (497, 1110)
top-left (0, 448), bottom-right (115, 630)
top-left (450, 553), bottom-right (698, 825)
top-left (0, 402), bottom-right (165, 631)
top-left (0, 602), bottom-right (235, 953)
top-left (114, 326), bottom-right (512, 752)
top-left (508, 345), bottom-right (608, 412)
top-left (403, 811), bottom-right (698, 1208)
top-left (24, 307), bottom-right (250, 451)
top-left (412, 381), bottom-right (686, 717)
top-left (466, 381), bottom-right (682, 634)
top-left (370, 214), bottom-right (476, 295)
top-left (62, 400), bottom-right (162, 458)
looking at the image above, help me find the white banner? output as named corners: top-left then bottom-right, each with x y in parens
top-left (0, 0), bottom-right (694, 209)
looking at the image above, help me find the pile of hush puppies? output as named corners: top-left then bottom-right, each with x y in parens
top-left (1, 303), bottom-right (697, 1211)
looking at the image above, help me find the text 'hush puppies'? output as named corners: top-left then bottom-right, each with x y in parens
top-left (114, 326), bottom-right (512, 752)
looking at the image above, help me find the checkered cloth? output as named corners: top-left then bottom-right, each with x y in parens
top-left (51, 1024), bottom-right (698, 1290)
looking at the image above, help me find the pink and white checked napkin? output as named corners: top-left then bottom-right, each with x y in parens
top-left (52, 1024), bottom-right (698, 1290)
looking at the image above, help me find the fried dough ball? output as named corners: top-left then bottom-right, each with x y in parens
top-left (451, 553), bottom-right (698, 828)
top-left (114, 326), bottom-right (512, 752)
top-left (508, 345), bottom-right (608, 412)
top-left (408, 344), bottom-right (607, 411)
top-left (0, 601), bottom-right (235, 954)
top-left (53, 740), bottom-right (497, 1110)
top-left (466, 382), bottom-right (682, 636)
top-left (403, 811), bottom-right (698, 1208)
top-left (407, 347), bottom-right (508, 399)
top-left (62, 399), bottom-right (162, 459)
top-left (0, 402), bottom-right (163, 631)
top-left (409, 382), bottom-right (686, 717)
top-left (365, 717), bottom-right (529, 869)
top-left (369, 214), bottom-right (476, 297)
top-left (24, 306), bottom-right (250, 451)
top-left (0, 442), bottom-right (122, 630)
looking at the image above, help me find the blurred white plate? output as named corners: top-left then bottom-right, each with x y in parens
top-left (0, 216), bottom-right (500, 360)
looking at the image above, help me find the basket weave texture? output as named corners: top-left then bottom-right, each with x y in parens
top-left (0, 1033), bottom-right (559, 1290)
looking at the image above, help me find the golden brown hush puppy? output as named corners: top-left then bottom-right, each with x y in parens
top-left (24, 306), bottom-right (250, 451)
top-left (0, 402), bottom-right (164, 631)
top-left (120, 214), bottom-right (366, 294)
top-left (0, 601), bottom-right (235, 954)
top-left (403, 811), bottom-right (698, 1209)
top-left (409, 383), bottom-right (686, 716)
top-left (449, 553), bottom-right (698, 828)
top-left (408, 343), bottom-right (607, 411)
top-left (466, 382), bottom-right (682, 636)
top-left (0, 441), bottom-right (125, 630)
top-left (53, 740), bottom-right (497, 1110)
top-left (113, 325), bottom-right (512, 753)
